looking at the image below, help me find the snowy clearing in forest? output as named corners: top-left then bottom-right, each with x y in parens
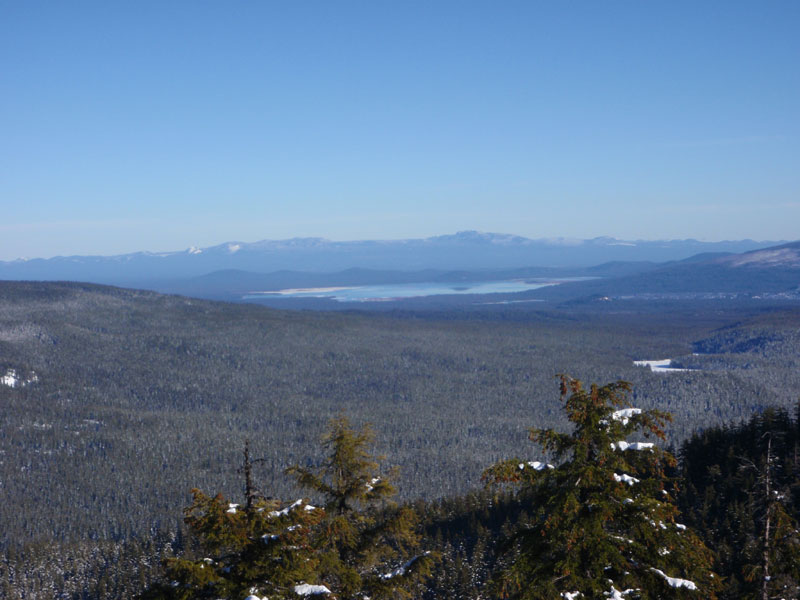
top-left (633, 359), bottom-right (696, 373)
top-left (1, 369), bottom-right (38, 387)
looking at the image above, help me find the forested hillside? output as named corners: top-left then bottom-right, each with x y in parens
top-left (679, 407), bottom-right (800, 598)
top-left (2, 281), bottom-right (800, 597)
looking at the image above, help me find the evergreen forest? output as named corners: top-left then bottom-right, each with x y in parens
top-left (2, 281), bottom-right (800, 598)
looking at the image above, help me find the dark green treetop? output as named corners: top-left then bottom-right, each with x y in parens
top-left (139, 443), bottom-right (325, 600)
top-left (139, 489), bottom-right (324, 600)
top-left (483, 375), bottom-right (719, 599)
top-left (286, 416), bottom-right (434, 600)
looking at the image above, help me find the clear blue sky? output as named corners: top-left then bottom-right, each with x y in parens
top-left (1, 1), bottom-right (798, 259)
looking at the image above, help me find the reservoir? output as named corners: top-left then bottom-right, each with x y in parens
top-left (244, 279), bottom-right (565, 303)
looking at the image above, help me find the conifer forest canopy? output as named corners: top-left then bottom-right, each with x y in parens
top-left (2, 281), bottom-right (800, 597)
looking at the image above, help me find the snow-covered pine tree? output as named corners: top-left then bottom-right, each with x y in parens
top-left (286, 416), bottom-right (434, 600)
top-left (483, 375), bottom-right (719, 599)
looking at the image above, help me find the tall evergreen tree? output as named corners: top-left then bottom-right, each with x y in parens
top-left (679, 407), bottom-right (800, 599)
top-left (140, 445), bottom-right (324, 600)
top-left (483, 375), bottom-right (719, 599)
top-left (740, 431), bottom-right (800, 600)
top-left (286, 416), bottom-right (434, 599)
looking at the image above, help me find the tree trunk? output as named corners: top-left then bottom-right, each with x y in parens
top-left (761, 435), bottom-right (772, 600)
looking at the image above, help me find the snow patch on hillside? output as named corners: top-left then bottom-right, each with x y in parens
top-left (1, 369), bottom-right (38, 388)
top-left (634, 359), bottom-right (695, 373)
top-left (728, 247), bottom-right (800, 268)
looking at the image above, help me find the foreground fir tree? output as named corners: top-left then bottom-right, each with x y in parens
top-left (483, 375), bottom-right (719, 599)
top-left (140, 445), bottom-right (324, 600)
top-left (286, 416), bottom-right (434, 599)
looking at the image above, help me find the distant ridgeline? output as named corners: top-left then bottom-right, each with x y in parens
top-left (1, 235), bottom-right (796, 310)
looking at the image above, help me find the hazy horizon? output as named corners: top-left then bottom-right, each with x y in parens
top-left (1, 230), bottom-right (793, 263)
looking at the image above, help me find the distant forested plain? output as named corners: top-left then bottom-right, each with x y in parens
top-left (2, 281), bottom-right (800, 597)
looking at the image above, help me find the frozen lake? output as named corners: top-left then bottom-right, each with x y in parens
top-left (244, 279), bottom-right (566, 303)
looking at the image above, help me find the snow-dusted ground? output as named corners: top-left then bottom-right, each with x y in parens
top-left (1, 368), bottom-right (38, 388)
top-left (1, 369), bottom-right (19, 387)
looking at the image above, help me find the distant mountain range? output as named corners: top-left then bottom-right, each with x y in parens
top-left (0, 232), bottom-right (784, 286)
top-left (527, 240), bottom-right (800, 303)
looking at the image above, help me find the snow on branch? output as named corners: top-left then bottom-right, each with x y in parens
top-left (380, 552), bottom-right (431, 580)
top-left (610, 408), bottom-right (642, 425)
top-left (518, 461), bottom-right (554, 471)
top-left (267, 499), bottom-right (317, 518)
top-left (610, 441), bottom-right (654, 451)
top-left (650, 568), bottom-right (697, 590)
top-left (294, 583), bottom-right (332, 595)
top-left (614, 473), bottom-right (640, 486)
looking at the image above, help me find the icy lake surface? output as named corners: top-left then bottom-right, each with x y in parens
top-left (244, 279), bottom-right (568, 302)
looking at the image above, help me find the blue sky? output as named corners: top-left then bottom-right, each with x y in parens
top-left (1, 1), bottom-right (798, 260)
